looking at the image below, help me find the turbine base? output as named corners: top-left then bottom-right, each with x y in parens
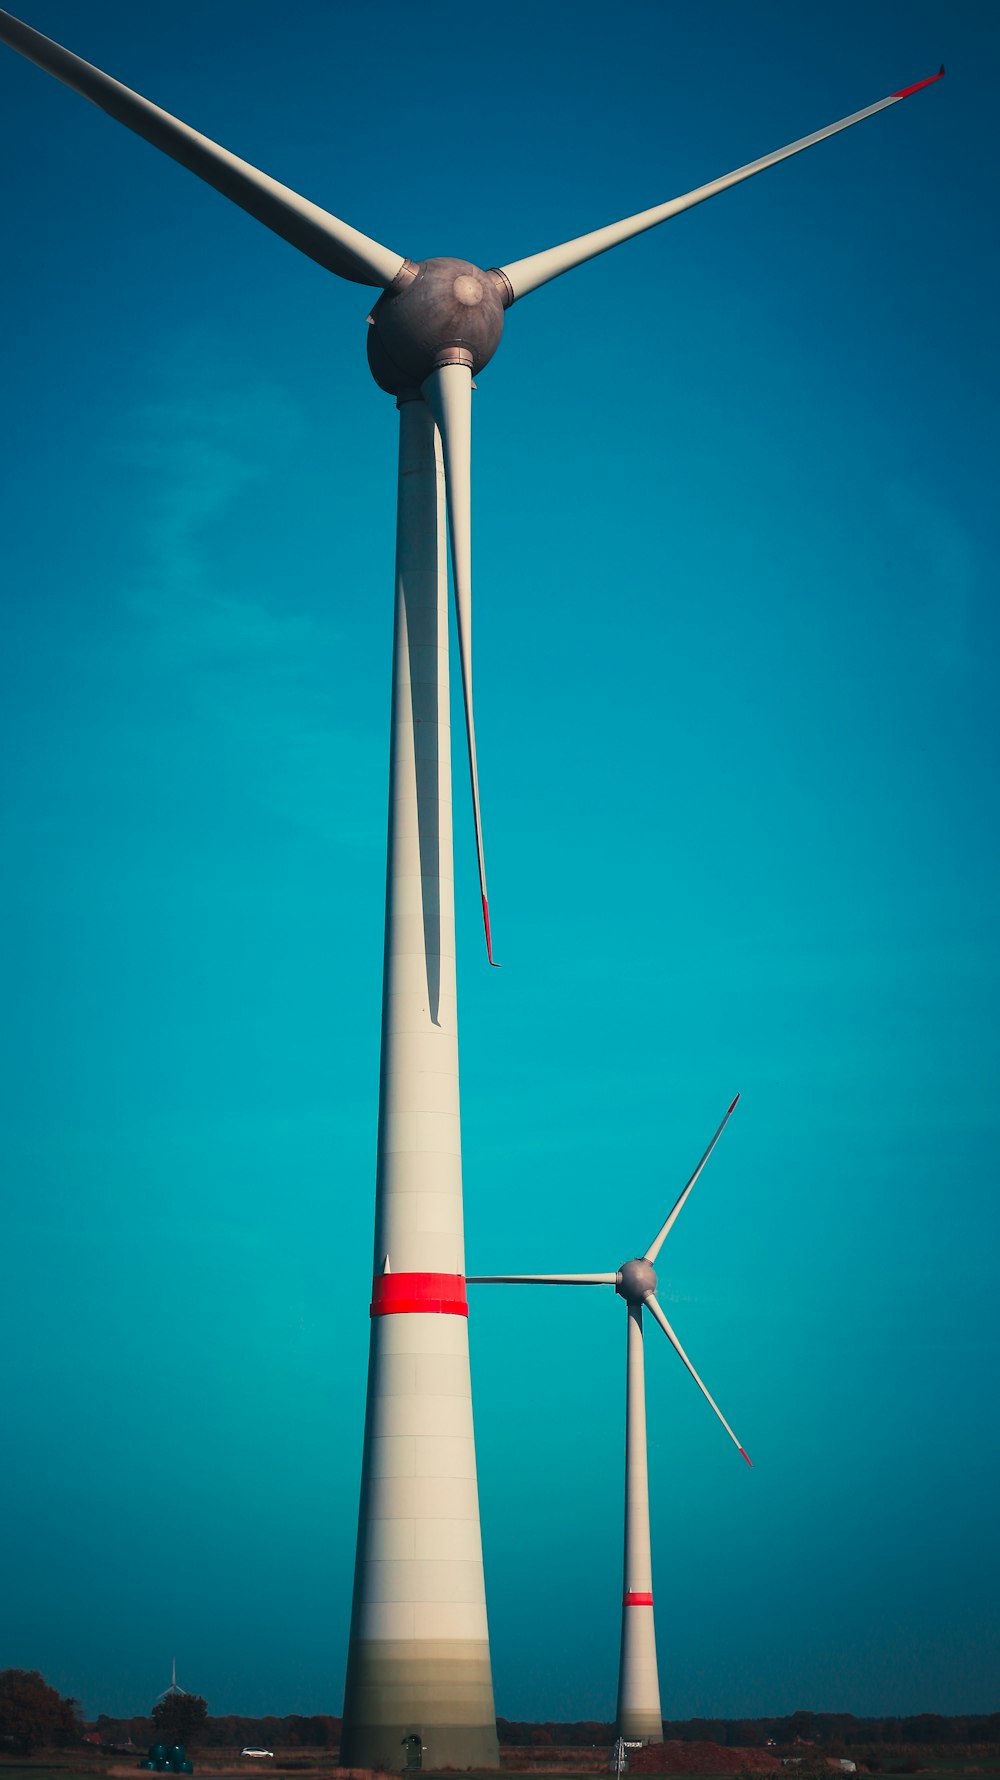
top-left (616, 1709), bottom-right (664, 1745)
top-left (340, 1637), bottom-right (499, 1771)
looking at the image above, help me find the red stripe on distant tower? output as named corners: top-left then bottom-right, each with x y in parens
top-left (371, 1273), bottom-right (469, 1317)
top-left (623, 1591), bottom-right (654, 1606)
top-left (892, 68), bottom-right (945, 99)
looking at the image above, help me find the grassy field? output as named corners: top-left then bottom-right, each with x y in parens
top-left (4, 1751), bottom-right (999, 1780)
top-left (5, 1771), bottom-right (999, 1780)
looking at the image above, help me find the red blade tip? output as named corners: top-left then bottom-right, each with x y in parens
top-left (482, 895), bottom-right (500, 967)
top-left (739, 1446), bottom-right (753, 1468)
top-left (892, 68), bottom-right (945, 99)
top-left (727, 1092), bottom-right (740, 1115)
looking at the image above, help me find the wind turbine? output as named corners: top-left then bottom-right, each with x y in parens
top-left (0, 9), bottom-right (943, 1769)
top-left (156, 1660), bottom-right (187, 1704)
top-left (469, 1095), bottom-right (746, 1744)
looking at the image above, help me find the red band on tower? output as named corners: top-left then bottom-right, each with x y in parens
top-left (371, 1272), bottom-right (469, 1317)
top-left (622, 1591), bottom-right (654, 1606)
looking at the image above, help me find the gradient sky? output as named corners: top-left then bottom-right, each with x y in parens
top-left (1, 0), bottom-right (997, 1732)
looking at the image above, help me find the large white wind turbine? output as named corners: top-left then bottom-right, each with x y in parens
top-left (470, 1096), bottom-right (745, 1744)
top-left (0, 10), bottom-right (943, 1768)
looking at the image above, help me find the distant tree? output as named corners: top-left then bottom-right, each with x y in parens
top-left (308, 1716), bottom-right (340, 1749)
top-left (151, 1693), bottom-right (208, 1748)
top-left (784, 1755), bottom-right (841, 1780)
top-left (689, 1719), bottom-right (728, 1746)
top-left (497, 1720), bottom-right (533, 1747)
top-left (905, 1717), bottom-right (951, 1746)
top-left (788, 1714), bottom-right (816, 1745)
top-left (0, 1669), bottom-right (81, 1754)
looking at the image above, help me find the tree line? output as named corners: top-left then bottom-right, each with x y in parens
top-left (5, 1672), bottom-right (998, 1758)
top-left (91, 1713), bottom-right (343, 1750)
top-left (496, 1715), bottom-right (1000, 1749)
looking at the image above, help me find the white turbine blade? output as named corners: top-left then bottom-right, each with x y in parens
top-left (645, 1093), bottom-right (740, 1265)
top-left (421, 362), bottom-right (498, 967)
top-left (645, 1293), bottom-right (752, 1466)
top-left (498, 69), bottom-right (945, 302)
top-left (467, 1273), bottom-right (617, 1285)
top-left (0, 7), bottom-right (406, 289)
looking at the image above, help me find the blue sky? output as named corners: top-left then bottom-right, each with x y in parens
top-left (1, 0), bottom-right (997, 1730)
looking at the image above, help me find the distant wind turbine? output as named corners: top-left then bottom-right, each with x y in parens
top-left (0, 9), bottom-right (943, 1765)
top-left (469, 1095), bottom-right (746, 1742)
top-left (156, 1660), bottom-right (187, 1703)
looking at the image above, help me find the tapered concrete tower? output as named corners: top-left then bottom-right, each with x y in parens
top-left (616, 1298), bottom-right (663, 1742)
top-left (339, 394), bottom-right (498, 1771)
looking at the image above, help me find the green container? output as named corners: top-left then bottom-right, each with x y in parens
top-left (169, 1749), bottom-right (186, 1763)
top-left (181, 1763), bottom-right (194, 1773)
top-left (138, 1762), bottom-right (156, 1770)
top-left (155, 1761), bottom-right (170, 1771)
top-left (150, 1747), bottom-right (167, 1761)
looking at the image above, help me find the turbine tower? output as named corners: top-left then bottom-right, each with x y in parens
top-left (0, 11), bottom-right (943, 1767)
top-left (469, 1096), bottom-right (747, 1743)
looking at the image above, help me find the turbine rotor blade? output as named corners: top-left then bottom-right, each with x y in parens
top-left (467, 1273), bottom-right (618, 1285)
top-left (645, 1293), bottom-right (752, 1466)
top-left (421, 361), bottom-right (498, 967)
top-left (0, 7), bottom-right (407, 288)
top-left (498, 69), bottom-right (945, 302)
top-left (645, 1093), bottom-right (739, 1264)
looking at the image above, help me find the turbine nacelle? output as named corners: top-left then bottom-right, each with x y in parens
top-left (367, 257), bottom-right (508, 397)
top-left (616, 1257), bottom-right (657, 1304)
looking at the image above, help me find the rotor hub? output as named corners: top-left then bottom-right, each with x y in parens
top-left (367, 257), bottom-right (507, 397)
top-left (616, 1257), bottom-right (657, 1304)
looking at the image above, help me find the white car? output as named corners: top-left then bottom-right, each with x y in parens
top-left (241, 1752), bottom-right (273, 1760)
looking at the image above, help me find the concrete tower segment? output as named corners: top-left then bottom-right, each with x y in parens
top-left (616, 1302), bottom-right (663, 1742)
top-left (339, 397), bottom-right (498, 1772)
